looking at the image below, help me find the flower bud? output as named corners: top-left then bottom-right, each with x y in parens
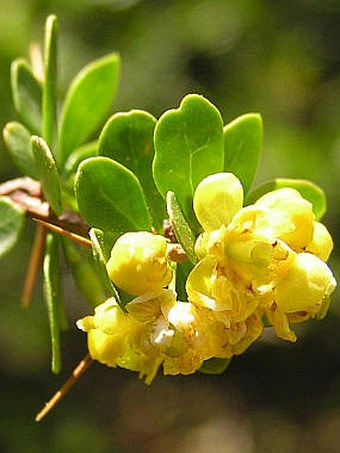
top-left (193, 172), bottom-right (244, 232)
top-left (106, 231), bottom-right (173, 295)
top-left (275, 252), bottom-right (336, 313)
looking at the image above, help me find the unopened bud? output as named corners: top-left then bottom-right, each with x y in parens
top-left (106, 232), bottom-right (173, 295)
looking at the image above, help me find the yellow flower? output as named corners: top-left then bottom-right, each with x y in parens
top-left (132, 294), bottom-right (219, 376)
top-left (187, 173), bottom-right (336, 343)
top-left (186, 254), bottom-right (270, 319)
top-left (106, 231), bottom-right (173, 295)
top-left (77, 293), bottom-right (171, 384)
top-left (77, 290), bottom-right (225, 383)
top-left (266, 252), bottom-right (336, 341)
top-left (275, 252), bottom-right (336, 313)
top-left (76, 298), bottom-right (145, 368)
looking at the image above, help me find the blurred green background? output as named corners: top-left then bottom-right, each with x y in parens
top-left (1, 0), bottom-right (340, 451)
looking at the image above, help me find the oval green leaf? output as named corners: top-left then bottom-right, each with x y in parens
top-left (223, 113), bottom-right (263, 194)
top-left (31, 135), bottom-right (62, 215)
top-left (246, 178), bottom-right (327, 220)
top-left (0, 197), bottom-right (25, 258)
top-left (58, 53), bottom-right (121, 166)
top-left (153, 94), bottom-right (224, 230)
top-left (3, 122), bottom-right (39, 179)
top-left (98, 110), bottom-right (166, 230)
top-left (75, 156), bottom-right (151, 233)
top-left (11, 58), bottom-right (42, 135)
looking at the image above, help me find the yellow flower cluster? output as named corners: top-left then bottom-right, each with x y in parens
top-left (188, 173), bottom-right (336, 342)
top-left (77, 173), bottom-right (336, 382)
top-left (77, 289), bottom-right (234, 384)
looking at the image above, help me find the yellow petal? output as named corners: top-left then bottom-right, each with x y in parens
top-left (193, 172), bottom-right (244, 232)
top-left (127, 289), bottom-right (176, 322)
top-left (87, 329), bottom-right (126, 367)
top-left (266, 303), bottom-right (297, 342)
top-left (255, 188), bottom-right (314, 250)
top-left (306, 221), bottom-right (333, 261)
top-left (186, 256), bottom-right (231, 311)
top-left (275, 252), bottom-right (336, 313)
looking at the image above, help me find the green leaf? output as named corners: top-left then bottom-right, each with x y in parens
top-left (98, 110), bottom-right (166, 230)
top-left (88, 227), bottom-right (116, 263)
top-left (75, 156), bottom-right (151, 233)
top-left (61, 141), bottom-right (98, 213)
top-left (176, 260), bottom-right (195, 301)
top-left (58, 53), bottom-right (121, 167)
top-left (62, 238), bottom-right (107, 307)
top-left (43, 14), bottom-right (58, 151)
top-left (10, 58), bottom-right (42, 135)
top-left (0, 197), bottom-right (25, 258)
top-left (63, 140), bottom-right (98, 180)
top-left (31, 136), bottom-right (62, 215)
top-left (88, 228), bottom-right (123, 308)
top-left (153, 94), bottom-right (224, 231)
top-left (199, 357), bottom-right (231, 375)
top-left (3, 122), bottom-right (39, 179)
top-left (166, 191), bottom-right (198, 264)
top-left (223, 113), bottom-right (263, 194)
top-left (43, 233), bottom-right (62, 374)
top-left (246, 178), bottom-right (327, 220)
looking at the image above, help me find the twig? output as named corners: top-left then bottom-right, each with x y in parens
top-left (33, 218), bottom-right (92, 248)
top-left (21, 223), bottom-right (47, 308)
top-left (0, 176), bottom-right (89, 238)
top-left (35, 354), bottom-right (93, 422)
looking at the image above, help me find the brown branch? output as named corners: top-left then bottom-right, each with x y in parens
top-left (33, 218), bottom-right (92, 248)
top-left (35, 354), bottom-right (93, 422)
top-left (0, 176), bottom-right (89, 238)
top-left (21, 223), bottom-right (47, 308)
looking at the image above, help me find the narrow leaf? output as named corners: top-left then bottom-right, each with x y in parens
top-left (223, 113), bottom-right (263, 194)
top-left (0, 197), bottom-right (25, 258)
top-left (89, 228), bottom-right (122, 307)
top-left (43, 14), bottom-right (58, 151)
top-left (43, 233), bottom-right (62, 374)
top-left (153, 94), bottom-right (224, 230)
top-left (31, 136), bottom-right (62, 215)
top-left (75, 156), bottom-right (151, 233)
top-left (88, 227), bottom-right (116, 263)
top-left (59, 53), bottom-right (120, 166)
top-left (98, 110), bottom-right (165, 230)
top-left (11, 58), bottom-right (42, 134)
top-left (176, 260), bottom-right (195, 301)
top-left (62, 238), bottom-right (107, 307)
top-left (246, 178), bottom-right (327, 220)
top-left (166, 191), bottom-right (197, 264)
top-left (3, 121), bottom-right (39, 179)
